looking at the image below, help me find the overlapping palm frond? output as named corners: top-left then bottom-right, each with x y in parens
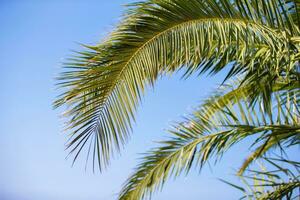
top-left (221, 157), bottom-right (300, 200)
top-left (55, 0), bottom-right (300, 171)
top-left (119, 89), bottom-right (300, 200)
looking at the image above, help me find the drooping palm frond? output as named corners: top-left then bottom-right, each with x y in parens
top-left (119, 91), bottom-right (300, 200)
top-left (55, 0), bottom-right (300, 171)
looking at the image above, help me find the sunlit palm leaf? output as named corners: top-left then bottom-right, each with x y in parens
top-left (226, 157), bottom-right (300, 200)
top-left (119, 91), bottom-right (300, 200)
top-left (55, 0), bottom-right (300, 171)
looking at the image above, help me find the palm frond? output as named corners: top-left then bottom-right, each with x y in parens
top-left (224, 157), bottom-right (300, 200)
top-left (55, 0), bottom-right (300, 171)
top-left (258, 181), bottom-right (300, 200)
top-left (119, 90), bottom-right (300, 199)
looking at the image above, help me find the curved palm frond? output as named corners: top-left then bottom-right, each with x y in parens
top-left (119, 91), bottom-right (300, 200)
top-left (55, 0), bottom-right (300, 171)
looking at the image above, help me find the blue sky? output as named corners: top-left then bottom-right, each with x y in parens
top-left (0, 1), bottom-right (254, 199)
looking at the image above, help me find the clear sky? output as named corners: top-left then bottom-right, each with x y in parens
top-left (0, 1), bottom-right (254, 199)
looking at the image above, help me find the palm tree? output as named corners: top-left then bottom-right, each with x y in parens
top-left (54, 0), bottom-right (300, 199)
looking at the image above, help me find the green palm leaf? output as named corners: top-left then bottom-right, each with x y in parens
top-left (222, 157), bottom-right (300, 200)
top-left (55, 0), bottom-right (300, 171)
top-left (119, 91), bottom-right (300, 200)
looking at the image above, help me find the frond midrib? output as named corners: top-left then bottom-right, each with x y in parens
top-left (96, 16), bottom-right (285, 135)
top-left (117, 16), bottom-right (282, 81)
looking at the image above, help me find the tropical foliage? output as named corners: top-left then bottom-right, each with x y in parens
top-left (221, 156), bottom-right (300, 199)
top-left (55, 0), bottom-right (300, 199)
